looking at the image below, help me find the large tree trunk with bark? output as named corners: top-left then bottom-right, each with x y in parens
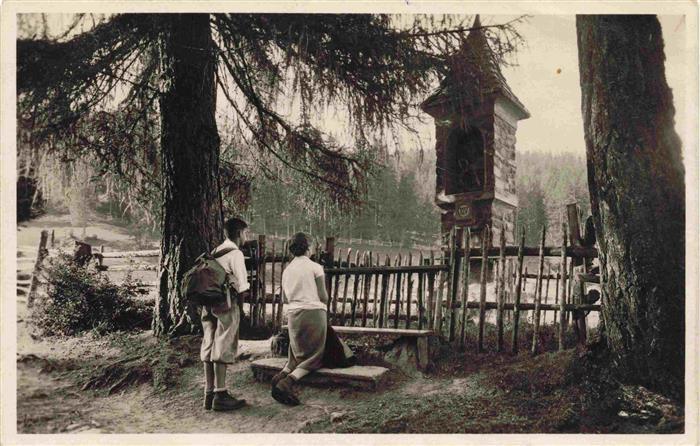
top-left (576, 15), bottom-right (685, 400)
top-left (153, 14), bottom-right (224, 336)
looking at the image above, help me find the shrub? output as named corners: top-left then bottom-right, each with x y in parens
top-left (31, 254), bottom-right (152, 336)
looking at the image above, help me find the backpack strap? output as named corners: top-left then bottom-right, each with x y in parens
top-left (211, 246), bottom-right (237, 259)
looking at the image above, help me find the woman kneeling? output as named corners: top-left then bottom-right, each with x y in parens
top-left (272, 232), bottom-right (329, 405)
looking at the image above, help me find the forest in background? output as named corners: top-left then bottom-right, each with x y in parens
top-left (515, 151), bottom-right (589, 246)
top-left (19, 134), bottom-right (588, 249)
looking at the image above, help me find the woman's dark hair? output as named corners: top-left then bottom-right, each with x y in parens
top-left (289, 232), bottom-right (309, 257)
top-left (225, 217), bottom-right (248, 241)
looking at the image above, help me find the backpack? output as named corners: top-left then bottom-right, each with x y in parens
top-left (181, 247), bottom-right (237, 306)
top-left (322, 324), bottom-right (357, 368)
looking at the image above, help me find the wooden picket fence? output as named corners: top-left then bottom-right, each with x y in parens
top-left (24, 205), bottom-right (602, 355)
top-left (245, 213), bottom-right (601, 354)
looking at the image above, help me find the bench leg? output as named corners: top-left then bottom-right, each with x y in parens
top-left (416, 337), bottom-right (430, 371)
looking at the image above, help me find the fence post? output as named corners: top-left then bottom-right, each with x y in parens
top-left (270, 241), bottom-right (277, 331)
top-left (558, 222), bottom-right (569, 351)
top-left (427, 251), bottom-right (436, 330)
top-left (418, 252), bottom-right (425, 330)
top-left (332, 265), bottom-right (341, 324)
top-left (554, 265), bottom-right (560, 324)
top-left (522, 266), bottom-right (529, 321)
top-left (508, 258), bottom-right (515, 325)
top-left (393, 253), bottom-right (403, 329)
top-left (531, 226), bottom-right (547, 355)
top-left (250, 240), bottom-right (259, 327)
top-left (372, 254), bottom-right (381, 327)
top-left (544, 264), bottom-right (551, 325)
top-left (258, 235), bottom-right (266, 326)
top-left (511, 231), bottom-right (525, 354)
top-left (568, 261), bottom-right (575, 326)
top-left (378, 255), bottom-right (390, 328)
top-left (325, 237), bottom-right (335, 313)
top-left (477, 226), bottom-right (489, 353)
top-left (459, 228), bottom-right (471, 348)
top-left (276, 241), bottom-right (288, 330)
top-left (496, 225), bottom-right (506, 352)
top-left (448, 227), bottom-right (462, 342)
top-left (362, 252), bottom-right (372, 327)
top-left (27, 230), bottom-right (49, 307)
top-left (350, 251), bottom-right (362, 326)
top-left (435, 229), bottom-right (453, 335)
top-left (339, 249), bottom-right (352, 326)
top-left (567, 202), bottom-right (583, 266)
top-left (405, 253), bottom-right (414, 330)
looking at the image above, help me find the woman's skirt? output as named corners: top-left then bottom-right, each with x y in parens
top-left (286, 308), bottom-right (327, 372)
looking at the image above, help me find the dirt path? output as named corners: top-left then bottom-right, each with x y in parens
top-left (16, 215), bottom-right (336, 432)
top-left (18, 325), bottom-right (488, 433)
top-left (16, 330), bottom-right (330, 433)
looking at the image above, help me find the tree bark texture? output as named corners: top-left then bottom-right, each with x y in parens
top-left (576, 15), bottom-right (685, 399)
top-left (153, 14), bottom-right (223, 336)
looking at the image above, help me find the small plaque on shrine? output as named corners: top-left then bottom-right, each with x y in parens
top-left (454, 196), bottom-right (478, 226)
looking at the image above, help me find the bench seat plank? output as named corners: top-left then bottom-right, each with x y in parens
top-left (330, 326), bottom-right (434, 337)
top-left (280, 325), bottom-right (434, 337)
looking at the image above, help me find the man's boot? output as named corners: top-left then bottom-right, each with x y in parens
top-left (204, 390), bottom-right (215, 410)
top-left (212, 390), bottom-right (246, 411)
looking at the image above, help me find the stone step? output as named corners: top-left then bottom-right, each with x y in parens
top-left (17, 273), bottom-right (32, 281)
top-left (251, 357), bottom-right (389, 391)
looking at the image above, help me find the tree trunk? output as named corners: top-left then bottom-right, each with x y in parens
top-left (576, 15), bottom-right (685, 400)
top-left (153, 14), bottom-right (223, 337)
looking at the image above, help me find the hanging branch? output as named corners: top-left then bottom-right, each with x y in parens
top-left (18, 12), bottom-right (527, 220)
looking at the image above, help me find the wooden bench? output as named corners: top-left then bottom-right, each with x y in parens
top-left (250, 357), bottom-right (389, 390)
top-left (280, 325), bottom-right (435, 372)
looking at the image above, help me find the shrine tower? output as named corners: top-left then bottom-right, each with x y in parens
top-left (421, 15), bottom-right (529, 246)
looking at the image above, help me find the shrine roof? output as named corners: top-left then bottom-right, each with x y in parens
top-left (421, 15), bottom-right (530, 120)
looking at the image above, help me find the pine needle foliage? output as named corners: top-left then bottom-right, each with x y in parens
top-left (18, 13), bottom-right (527, 211)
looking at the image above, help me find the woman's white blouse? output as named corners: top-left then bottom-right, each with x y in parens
top-left (281, 256), bottom-right (327, 312)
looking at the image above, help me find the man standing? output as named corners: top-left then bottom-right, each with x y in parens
top-left (201, 217), bottom-right (250, 411)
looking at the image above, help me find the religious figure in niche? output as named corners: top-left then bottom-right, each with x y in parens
top-left (446, 126), bottom-right (484, 194)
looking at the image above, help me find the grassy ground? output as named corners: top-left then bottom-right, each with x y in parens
top-left (302, 325), bottom-right (582, 433)
top-left (304, 336), bottom-right (683, 434)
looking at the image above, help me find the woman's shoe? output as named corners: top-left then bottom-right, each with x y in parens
top-left (271, 376), bottom-right (300, 406)
top-left (270, 371), bottom-right (289, 387)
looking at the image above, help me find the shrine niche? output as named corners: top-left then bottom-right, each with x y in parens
top-left (445, 126), bottom-right (485, 195)
top-left (421, 15), bottom-right (529, 247)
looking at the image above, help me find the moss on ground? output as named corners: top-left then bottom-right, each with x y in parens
top-left (304, 324), bottom-right (683, 434)
top-left (23, 325), bottom-right (682, 434)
